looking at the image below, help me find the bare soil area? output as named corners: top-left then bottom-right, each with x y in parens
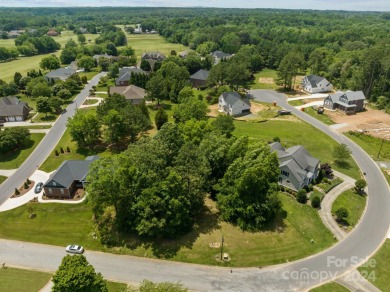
top-left (208, 103), bottom-right (267, 118)
top-left (327, 107), bottom-right (390, 140)
top-left (258, 77), bottom-right (274, 84)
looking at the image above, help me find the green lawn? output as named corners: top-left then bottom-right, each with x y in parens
top-left (125, 34), bottom-right (188, 58)
top-left (358, 239), bottom-right (390, 291)
top-left (83, 98), bottom-right (99, 105)
top-left (147, 101), bottom-right (175, 136)
top-left (310, 282), bottom-right (349, 292)
top-left (0, 175), bottom-right (7, 184)
top-left (107, 281), bottom-right (128, 292)
top-left (32, 113), bottom-right (59, 123)
top-left (310, 190), bottom-right (325, 201)
top-left (0, 133), bottom-right (44, 169)
top-left (233, 119), bottom-right (360, 180)
top-left (0, 267), bottom-right (51, 292)
top-left (305, 107), bottom-right (334, 125)
top-left (251, 69), bottom-right (279, 90)
top-left (0, 193), bottom-right (335, 267)
top-left (332, 189), bottom-right (366, 229)
top-left (345, 131), bottom-right (390, 162)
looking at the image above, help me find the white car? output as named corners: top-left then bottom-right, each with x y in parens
top-left (66, 245), bottom-right (84, 254)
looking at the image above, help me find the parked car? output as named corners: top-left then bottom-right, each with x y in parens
top-left (66, 245), bottom-right (84, 254)
top-left (34, 182), bottom-right (43, 193)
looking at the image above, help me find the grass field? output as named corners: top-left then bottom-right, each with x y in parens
top-left (310, 282), bottom-right (349, 292)
top-left (358, 239), bottom-right (390, 291)
top-left (251, 69), bottom-right (279, 90)
top-left (0, 267), bottom-right (51, 292)
top-left (0, 133), bottom-right (44, 169)
top-left (233, 119), bottom-right (360, 180)
top-left (0, 193), bottom-right (335, 267)
top-left (345, 132), bottom-right (390, 162)
top-left (0, 175), bottom-right (7, 184)
top-left (331, 189), bottom-right (366, 229)
top-left (305, 107), bottom-right (334, 125)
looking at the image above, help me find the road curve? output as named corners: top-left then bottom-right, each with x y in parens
top-left (0, 72), bottom-right (106, 206)
top-left (0, 89), bottom-right (389, 291)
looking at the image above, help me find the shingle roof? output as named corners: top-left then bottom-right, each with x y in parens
top-left (45, 68), bottom-right (76, 80)
top-left (211, 51), bottom-right (231, 59)
top-left (190, 69), bottom-right (209, 81)
top-left (306, 74), bottom-right (325, 87)
top-left (44, 156), bottom-right (99, 189)
top-left (221, 92), bottom-right (251, 108)
top-left (141, 52), bottom-right (165, 60)
top-left (110, 85), bottom-right (146, 101)
top-left (328, 90), bottom-right (366, 107)
top-left (116, 67), bottom-right (148, 84)
top-left (0, 96), bottom-right (29, 117)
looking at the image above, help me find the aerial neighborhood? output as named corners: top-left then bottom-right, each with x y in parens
top-left (0, 5), bottom-right (388, 292)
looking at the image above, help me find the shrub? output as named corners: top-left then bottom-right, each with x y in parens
top-left (26, 178), bottom-right (31, 184)
top-left (14, 188), bottom-right (20, 195)
top-left (296, 189), bottom-right (307, 204)
top-left (81, 75), bottom-right (88, 84)
top-left (311, 196), bottom-right (321, 208)
top-left (307, 184), bottom-right (313, 192)
top-left (323, 178), bottom-right (330, 184)
top-left (24, 182), bottom-right (29, 189)
top-left (60, 147), bottom-right (64, 154)
top-left (335, 207), bottom-right (349, 221)
top-left (66, 146), bottom-right (70, 152)
top-left (273, 136), bottom-right (281, 142)
top-left (55, 149), bottom-right (59, 156)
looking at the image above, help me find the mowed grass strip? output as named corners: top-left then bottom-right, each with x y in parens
top-left (0, 193), bottom-right (335, 267)
top-left (0, 267), bottom-right (52, 292)
top-left (233, 119), bottom-right (360, 180)
top-left (310, 282), bottom-right (349, 292)
top-left (345, 131), bottom-right (390, 162)
top-left (331, 189), bottom-right (366, 228)
top-left (0, 133), bottom-right (45, 169)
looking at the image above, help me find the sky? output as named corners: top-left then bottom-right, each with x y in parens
top-left (1, 0), bottom-right (389, 11)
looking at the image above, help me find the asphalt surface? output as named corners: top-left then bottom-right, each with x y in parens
top-left (0, 72), bottom-right (106, 206)
top-left (0, 89), bottom-right (389, 291)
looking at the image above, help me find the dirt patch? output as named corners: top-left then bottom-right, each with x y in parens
top-left (258, 77), bottom-right (274, 84)
top-left (327, 107), bottom-right (390, 140)
top-left (208, 102), bottom-right (267, 118)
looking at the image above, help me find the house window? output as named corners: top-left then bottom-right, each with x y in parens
top-left (60, 189), bottom-right (64, 195)
top-left (53, 182), bottom-right (56, 186)
top-left (49, 188), bottom-right (52, 194)
top-left (281, 170), bottom-right (289, 177)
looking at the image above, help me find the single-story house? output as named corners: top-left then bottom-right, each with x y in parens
top-left (43, 156), bottom-right (99, 198)
top-left (323, 91), bottom-right (366, 114)
top-left (44, 67), bottom-right (76, 82)
top-left (218, 92), bottom-right (251, 116)
top-left (109, 84), bottom-right (146, 105)
top-left (0, 96), bottom-right (30, 122)
top-left (115, 66), bottom-right (148, 86)
top-left (46, 29), bottom-right (59, 36)
top-left (210, 50), bottom-right (233, 65)
top-left (270, 142), bottom-right (320, 191)
top-left (190, 69), bottom-right (209, 88)
top-left (301, 75), bottom-right (333, 93)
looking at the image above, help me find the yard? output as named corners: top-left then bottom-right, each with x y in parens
top-left (310, 282), bottom-right (348, 292)
top-left (0, 267), bottom-right (51, 292)
top-left (331, 189), bottom-right (366, 229)
top-left (251, 69), bottom-right (279, 90)
top-left (346, 131), bottom-right (390, 162)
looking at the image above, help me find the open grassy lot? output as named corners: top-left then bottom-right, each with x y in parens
top-left (345, 131), bottom-right (390, 162)
top-left (0, 193), bottom-right (335, 267)
top-left (358, 239), bottom-right (390, 291)
top-left (0, 267), bottom-right (51, 292)
top-left (251, 69), bottom-right (279, 90)
top-left (125, 34), bottom-right (187, 58)
top-left (0, 175), bottom-right (7, 184)
top-left (331, 189), bottom-right (366, 229)
top-left (107, 281), bottom-right (128, 292)
top-left (310, 282), bottom-right (349, 292)
top-left (304, 107), bottom-right (334, 125)
top-left (233, 119), bottom-right (360, 180)
top-left (0, 133), bottom-right (44, 169)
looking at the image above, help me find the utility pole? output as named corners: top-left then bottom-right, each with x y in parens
top-left (220, 235), bottom-right (224, 260)
top-left (377, 139), bottom-right (385, 159)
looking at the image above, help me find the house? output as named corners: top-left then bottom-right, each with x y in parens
top-left (301, 75), bottom-right (333, 93)
top-left (115, 66), bottom-right (148, 86)
top-left (67, 60), bottom-right (80, 71)
top-left (46, 29), bottom-right (59, 36)
top-left (0, 96), bottom-right (30, 122)
top-left (44, 67), bottom-right (76, 82)
top-left (270, 142), bottom-right (320, 191)
top-left (109, 85), bottom-right (146, 105)
top-left (7, 30), bottom-right (22, 38)
top-left (134, 24), bottom-right (142, 34)
top-left (93, 54), bottom-right (118, 64)
top-left (79, 27), bottom-right (88, 34)
top-left (210, 51), bottom-right (233, 65)
top-left (323, 91), bottom-right (366, 114)
top-left (43, 156), bottom-right (99, 198)
top-left (190, 69), bottom-right (209, 88)
top-left (178, 50), bottom-right (196, 58)
top-left (218, 92), bottom-right (251, 116)
top-left (141, 52), bottom-right (165, 61)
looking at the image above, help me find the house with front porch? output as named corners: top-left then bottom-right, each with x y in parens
top-left (323, 91), bottom-right (366, 114)
top-left (301, 74), bottom-right (333, 93)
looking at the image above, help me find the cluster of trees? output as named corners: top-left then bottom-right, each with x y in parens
top-left (95, 24), bottom-right (127, 47)
top-left (0, 47), bottom-right (18, 62)
top-left (67, 93), bottom-right (150, 149)
top-left (15, 34), bottom-right (60, 56)
top-left (128, 72), bottom-right (150, 88)
top-left (0, 127), bottom-right (30, 154)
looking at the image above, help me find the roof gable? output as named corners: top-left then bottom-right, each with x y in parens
top-left (220, 92), bottom-right (250, 107)
top-left (190, 69), bottom-right (209, 81)
top-left (110, 85), bottom-right (146, 100)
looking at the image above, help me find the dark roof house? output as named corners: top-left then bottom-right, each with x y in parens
top-left (44, 67), bottom-right (76, 82)
top-left (218, 92), bottom-right (251, 116)
top-left (141, 52), bottom-right (166, 61)
top-left (323, 91), bottom-right (366, 114)
top-left (109, 85), bottom-right (146, 105)
top-left (0, 96), bottom-right (30, 122)
top-left (210, 51), bottom-right (233, 64)
top-left (115, 66), bottom-right (148, 86)
top-left (270, 142), bottom-right (320, 191)
top-left (190, 69), bottom-right (209, 88)
top-left (43, 156), bottom-right (99, 198)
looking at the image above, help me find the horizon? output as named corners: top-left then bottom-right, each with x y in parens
top-left (0, 1), bottom-right (389, 12)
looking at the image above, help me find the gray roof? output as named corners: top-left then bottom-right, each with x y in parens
top-left (141, 52), bottom-right (165, 60)
top-left (306, 74), bottom-right (325, 88)
top-left (110, 85), bottom-right (146, 103)
top-left (328, 90), bottom-right (366, 107)
top-left (190, 69), bottom-right (209, 81)
top-left (220, 92), bottom-right (251, 108)
top-left (211, 51), bottom-right (232, 59)
top-left (45, 68), bottom-right (76, 80)
top-left (93, 53), bottom-right (115, 60)
top-left (0, 96), bottom-right (29, 117)
top-left (116, 67), bottom-right (148, 84)
top-left (44, 156), bottom-right (99, 189)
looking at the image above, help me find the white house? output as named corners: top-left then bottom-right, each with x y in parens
top-left (218, 92), bottom-right (251, 116)
top-left (301, 75), bottom-right (333, 94)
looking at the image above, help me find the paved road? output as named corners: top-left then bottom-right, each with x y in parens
top-left (0, 73), bottom-right (106, 206)
top-left (1, 88), bottom-right (389, 291)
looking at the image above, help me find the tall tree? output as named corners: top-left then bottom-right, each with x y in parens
top-left (67, 110), bottom-right (101, 148)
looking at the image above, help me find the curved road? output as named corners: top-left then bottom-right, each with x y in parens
top-left (0, 72), bottom-right (106, 206)
top-left (0, 89), bottom-right (389, 291)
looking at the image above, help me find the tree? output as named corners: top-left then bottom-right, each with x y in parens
top-left (77, 33), bottom-right (86, 45)
top-left (57, 88), bottom-right (72, 100)
top-left (67, 110), bottom-right (101, 148)
top-left (146, 75), bottom-right (166, 105)
top-left (27, 78), bottom-right (51, 98)
top-left (296, 189), bottom-right (307, 204)
top-left (50, 96), bottom-right (63, 113)
top-left (36, 96), bottom-right (52, 117)
top-left (333, 143), bottom-right (352, 164)
top-left (0, 127), bottom-right (30, 154)
top-left (60, 47), bottom-right (77, 65)
top-left (155, 107), bottom-right (168, 130)
top-left (355, 179), bottom-right (367, 193)
top-left (140, 59), bottom-right (151, 71)
top-left (311, 196), bottom-right (321, 208)
top-left (276, 51), bottom-right (306, 90)
top-left (13, 72), bottom-right (22, 86)
top-left (102, 109), bottom-right (126, 144)
top-left (217, 143), bottom-right (281, 231)
top-left (211, 114), bottom-right (235, 138)
top-left (335, 207), bottom-right (349, 222)
top-left (39, 54), bottom-right (60, 70)
top-left (77, 56), bottom-right (95, 72)
top-left (52, 255), bottom-right (107, 292)
top-left (174, 97), bottom-right (209, 123)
